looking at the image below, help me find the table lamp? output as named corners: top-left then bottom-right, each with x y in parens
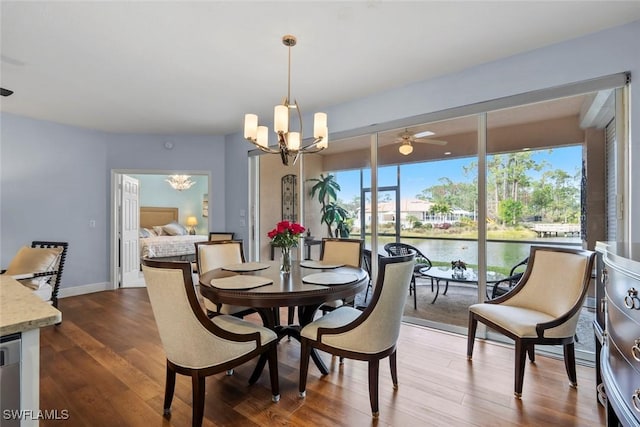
top-left (186, 216), bottom-right (198, 235)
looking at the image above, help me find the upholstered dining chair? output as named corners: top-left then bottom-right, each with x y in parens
top-left (194, 240), bottom-right (254, 317)
top-left (208, 232), bottom-right (235, 241)
top-left (384, 242), bottom-right (432, 309)
top-left (319, 238), bottom-right (364, 313)
top-left (298, 253), bottom-right (415, 418)
top-left (1, 241), bottom-right (68, 310)
top-left (467, 246), bottom-right (595, 398)
top-left (141, 259), bottom-right (279, 427)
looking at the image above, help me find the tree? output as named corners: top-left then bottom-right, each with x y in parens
top-left (430, 203), bottom-right (452, 223)
top-left (498, 199), bottom-right (523, 225)
top-left (307, 174), bottom-right (350, 237)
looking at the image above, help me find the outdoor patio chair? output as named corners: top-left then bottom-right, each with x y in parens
top-left (490, 257), bottom-right (529, 299)
top-left (467, 246), bottom-right (595, 398)
top-left (383, 242), bottom-right (432, 309)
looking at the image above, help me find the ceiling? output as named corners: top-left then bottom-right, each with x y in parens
top-left (1, 1), bottom-right (639, 136)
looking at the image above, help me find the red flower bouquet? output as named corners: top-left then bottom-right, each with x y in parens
top-left (268, 221), bottom-right (305, 273)
top-left (267, 221), bottom-right (306, 248)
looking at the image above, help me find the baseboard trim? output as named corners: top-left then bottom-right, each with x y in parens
top-left (58, 282), bottom-right (113, 298)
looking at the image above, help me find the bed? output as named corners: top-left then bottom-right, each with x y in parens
top-left (139, 207), bottom-right (207, 261)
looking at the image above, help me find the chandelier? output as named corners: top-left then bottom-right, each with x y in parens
top-left (165, 175), bottom-right (195, 191)
top-left (243, 35), bottom-right (328, 166)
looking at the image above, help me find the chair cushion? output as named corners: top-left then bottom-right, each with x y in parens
top-left (212, 315), bottom-right (277, 346)
top-left (5, 246), bottom-right (63, 289)
top-left (33, 284), bottom-right (53, 303)
top-left (301, 306), bottom-right (361, 341)
top-left (469, 303), bottom-right (558, 338)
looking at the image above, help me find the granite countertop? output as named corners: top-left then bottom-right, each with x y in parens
top-left (0, 275), bottom-right (61, 336)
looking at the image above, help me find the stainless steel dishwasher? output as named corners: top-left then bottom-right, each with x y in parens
top-left (0, 333), bottom-right (21, 427)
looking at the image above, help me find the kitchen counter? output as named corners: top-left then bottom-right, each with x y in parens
top-left (0, 275), bottom-right (61, 335)
top-left (1, 275), bottom-right (61, 427)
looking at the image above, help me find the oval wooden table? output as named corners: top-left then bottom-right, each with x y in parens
top-left (199, 260), bottom-right (368, 378)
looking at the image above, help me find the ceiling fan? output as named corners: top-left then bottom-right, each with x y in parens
top-left (396, 129), bottom-right (447, 155)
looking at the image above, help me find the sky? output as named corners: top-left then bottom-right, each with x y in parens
top-left (333, 145), bottom-right (582, 202)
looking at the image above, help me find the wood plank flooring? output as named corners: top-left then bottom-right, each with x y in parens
top-left (39, 288), bottom-right (605, 426)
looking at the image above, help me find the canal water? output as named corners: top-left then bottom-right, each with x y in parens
top-left (372, 235), bottom-right (581, 272)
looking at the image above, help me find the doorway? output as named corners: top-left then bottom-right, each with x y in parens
top-left (110, 170), bottom-right (210, 288)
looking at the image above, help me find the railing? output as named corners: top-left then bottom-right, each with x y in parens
top-left (362, 233), bottom-right (582, 274)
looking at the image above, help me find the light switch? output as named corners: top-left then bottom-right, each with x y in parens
top-left (89, 220), bottom-right (96, 228)
top-left (240, 209), bottom-right (246, 217)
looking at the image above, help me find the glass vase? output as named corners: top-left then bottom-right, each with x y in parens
top-left (280, 246), bottom-right (292, 274)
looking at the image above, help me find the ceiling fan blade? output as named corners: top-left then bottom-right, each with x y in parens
top-left (413, 138), bottom-right (448, 146)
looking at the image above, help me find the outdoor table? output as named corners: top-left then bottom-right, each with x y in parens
top-left (418, 267), bottom-right (506, 303)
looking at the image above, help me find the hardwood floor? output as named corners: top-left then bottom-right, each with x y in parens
top-left (39, 288), bottom-right (605, 426)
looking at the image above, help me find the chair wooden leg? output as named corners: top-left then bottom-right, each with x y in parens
top-left (467, 314), bottom-right (478, 360)
top-left (191, 373), bottom-right (205, 427)
top-left (514, 340), bottom-right (528, 398)
top-left (163, 362), bottom-right (176, 416)
top-left (563, 342), bottom-right (578, 387)
top-left (389, 350), bottom-right (398, 389)
top-left (267, 344), bottom-right (281, 402)
top-left (299, 339), bottom-right (311, 398)
top-left (368, 359), bottom-right (380, 418)
top-left (413, 277), bottom-right (417, 309)
top-left (527, 345), bottom-right (535, 363)
top-left (249, 354), bottom-right (268, 385)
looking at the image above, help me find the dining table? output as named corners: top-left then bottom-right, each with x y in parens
top-left (418, 266), bottom-right (507, 303)
top-left (199, 259), bottom-right (368, 379)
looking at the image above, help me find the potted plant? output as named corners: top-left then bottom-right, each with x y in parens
top-left (308, 174), bottom-right (351, 238)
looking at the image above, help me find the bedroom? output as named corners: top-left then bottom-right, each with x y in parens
top-left (115, 172), bottom-right (210, 287)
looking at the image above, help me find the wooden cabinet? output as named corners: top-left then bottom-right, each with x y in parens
top-left (595, 242), bottom-right (640, 427)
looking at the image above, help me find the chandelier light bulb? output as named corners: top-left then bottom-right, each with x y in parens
top-left (166, 175), bottom-right (196, 191)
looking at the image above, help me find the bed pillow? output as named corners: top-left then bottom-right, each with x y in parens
top-left (152, 226), bottom-right (166, 236)
top-left (139, 228), bottom-right (156, 238)
top-left (162, 221), bottom-right (188, 236)
top-left (5, 246), bottom-right (63, 289)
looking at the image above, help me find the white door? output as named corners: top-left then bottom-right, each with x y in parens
top-left (120, 175), bottom-right (143, 287)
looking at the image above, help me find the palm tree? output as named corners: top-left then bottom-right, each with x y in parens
top-left (308, 174), bottom-right (348, 237)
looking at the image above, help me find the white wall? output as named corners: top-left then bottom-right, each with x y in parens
top-left (226, 20), bottom-right (640, 243)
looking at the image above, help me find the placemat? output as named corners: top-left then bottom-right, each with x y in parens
top-left (299, 260), bottom-right (344, 269)
top-left (221, 262), bottom-right (271, 272)
top-left (210, 275), bottom-right (272, 290)
top-left (302, 272), bottom-right (359, 286)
